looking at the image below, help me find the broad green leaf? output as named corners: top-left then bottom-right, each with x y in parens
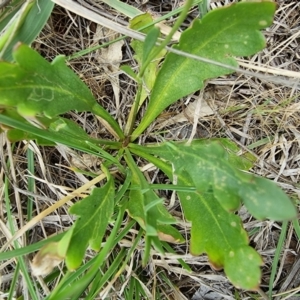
top-left (140, 140), bottom-right (296, 220)
top-left (224, 245), bottom-right (263, 290)
top-left (65, 170), bottom-right (115, 270)
top-left (178, 189), bottom-right (262, 290)
top-left (0, 43), bottom-right (96, 117)
top-left (217, 138), bottom-right (255, 170)
top-left (132, 1), bottom-right (276, 139)
top-left (239, 176), bottom-right (296, 220)
top-left (57, 227), bottom-right (75, 258)
top-left (125, 150), bottom-right (184, 245)
top-left (129, 142), bottom-right (263, 290)
top-left (0, 44), bottom-right (123, 138)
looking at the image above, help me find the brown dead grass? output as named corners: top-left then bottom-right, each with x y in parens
top-left (1, 0), bottom-right (300, 299)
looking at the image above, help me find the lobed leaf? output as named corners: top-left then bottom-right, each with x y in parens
top-left (0, 44), bottom-right (97, 117)
top-left (178, 189), bottom-right (262, 290)
top-left (132, 1), bottom-right (276, 139)
top-left (65, 171), bottom-right (115, 270)
top-left (0, 43), bottom-right (124, 137)
top-left (129, 139), bottom-right (297, 289)
top-left (144, 140), bottom-right (296, 220)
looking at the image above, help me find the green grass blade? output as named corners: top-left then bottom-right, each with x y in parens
top-left (268, 221), bottom-right (288, 298)
top-left (0, 114), bottom-right (121, 164)
top-left (0, 232), bottom-right (65, 261)
top-left (8, 262), bottom-right (20, 300)
top-left (87, 248), bottom-right (127, 298)
top-left (4, 176), bottom-right (38, 300)
top-left (89, 229), bottom-right (143, 298)
top-left (48, 204), bottom-right (127, 299)
top-left (0, 0), bottom-right (24, 31)
top-left (99, 0), bottom-right (140, 18)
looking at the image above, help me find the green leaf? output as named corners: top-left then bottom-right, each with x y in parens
top-left (0, 108), bottom-right (55, 145)
top-left (143, 27), bottom-right (160, 65)
top-left (140, 140), bottom-right (296, 220)
top-left (6, 128), bottom-right (55, 145)
top-left (130, 13), bottom-right (166, 105)
top-left (0, 0), bottom-right (54, 61)
top-left (120, 65), bottom-right (138, 81)
top-left (216, 138), bottom-right (256, 170)
top-left (132, 1), bottom-right (276, 139)
top-left (99, 0), bottom-right (141, 18)
top-left (224, 245), bottom-right (263, 290)
top-left (129, 141), bottom-right (263, 290)
top-left (49, 118), bottom-right (95, 141)
top-left (0, 43), bottom-right (123, 138)
top-left (0, 112), bottom-right (122, 163)
top-left (57, 227), bottom-right (75, 258)
top-left (239, 176), bottom-right (296, 220)
top-left (125, 150), bottom-right (184, 244)
top-left (0, 44), bottom-right (97, 117)
top-left (65, 170), bottom-right (115, 270)
top-left (179, 189), bottom-right (262, 290)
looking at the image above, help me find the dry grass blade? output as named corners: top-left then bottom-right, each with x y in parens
top-left (1, 173), bottom-right (107, 251)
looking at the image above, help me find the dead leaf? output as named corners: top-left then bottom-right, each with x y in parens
top-left (158, 231), bottom-right (182, 243)
top-left (31, 242), bottom-right (64, 276)
top-left (94, 27), bottom-right (124, 110)
top-left (155, 98), bottom-right (214, 130)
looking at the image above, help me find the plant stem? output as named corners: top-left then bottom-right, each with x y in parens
top-left (123, 78), bottom-right (143, 137)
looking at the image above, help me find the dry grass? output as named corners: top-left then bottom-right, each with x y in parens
top-left (1, 0), bottom-right (300, 299)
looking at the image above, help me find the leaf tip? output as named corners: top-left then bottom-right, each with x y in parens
top-left (31, 242), bottom-right (64, 277)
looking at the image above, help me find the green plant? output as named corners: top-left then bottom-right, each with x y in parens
top-left (0, 0), bottom-right (297, 297)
